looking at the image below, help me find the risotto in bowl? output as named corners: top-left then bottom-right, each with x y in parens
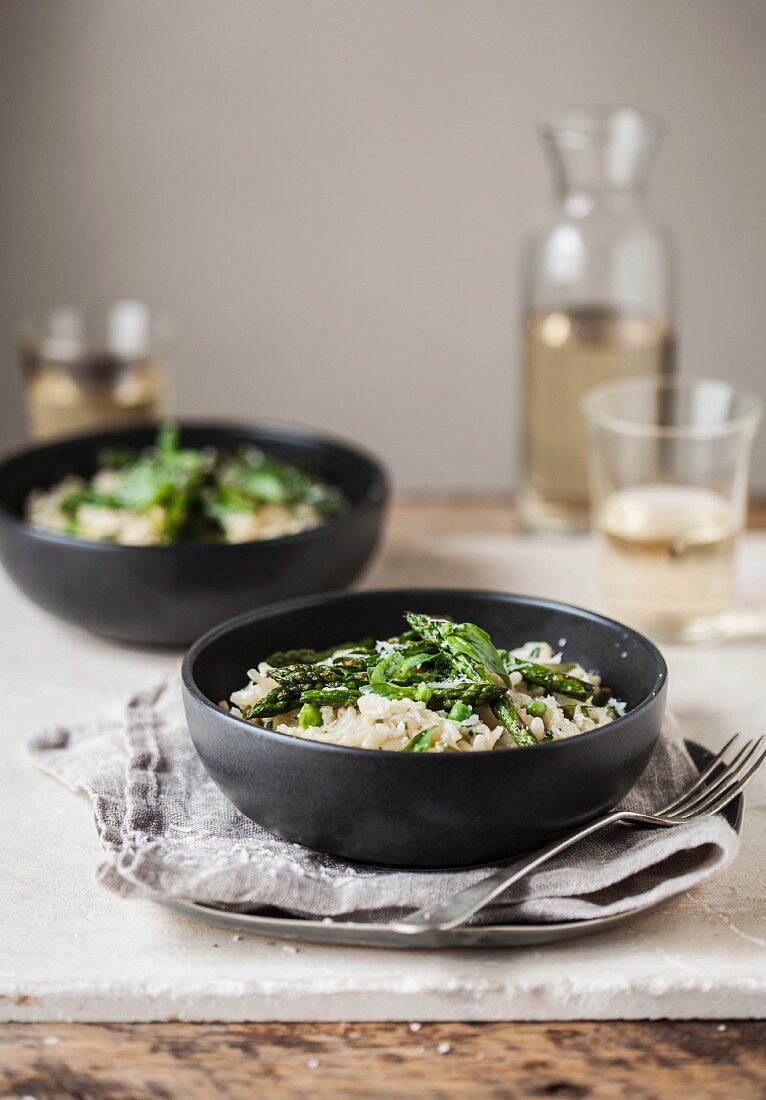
top-left (182, 588), bottom-right (667, 867)
top-left (0, 422), bottom-right (387, 644)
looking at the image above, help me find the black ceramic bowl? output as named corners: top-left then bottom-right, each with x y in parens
top-left (0, 422), bottom-right (388, 646)
top-left (182, 588), bottom-right (668, 868)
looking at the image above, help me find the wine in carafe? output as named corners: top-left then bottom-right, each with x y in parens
top-left (520, 309), bottom-right (674, 531)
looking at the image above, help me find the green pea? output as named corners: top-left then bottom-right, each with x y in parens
top-left (414, 683), bottom-right (432, 703)
top-left (448, 701), bottom-right (472, 722)
top-left (298, 702), bottom-right (322, 729)
top-left (525, 699), bottom-right (547, 718)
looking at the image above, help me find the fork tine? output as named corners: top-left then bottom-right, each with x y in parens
top-left (657, 733), bottom-right (744, 815)
top-left (674, 744), bottom-right (766, 821)
top-left (668, 738), bottom-right (766, 820)
top-left (666, 737), bottom-right (764, 819)
top-left (661, 737), bottom-right (755, 817)
top-left (686, 743), bottom-right (766, 822)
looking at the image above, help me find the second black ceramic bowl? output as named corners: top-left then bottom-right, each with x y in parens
top-left (182, 588), bottom-right (668, 868)
top-left (0, 422), bottom-right (388, 645)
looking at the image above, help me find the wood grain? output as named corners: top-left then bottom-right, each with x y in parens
top-left (388, 494), bottom-right (766, 536)
top-left (1, 1021), bottom-right (764, 1099)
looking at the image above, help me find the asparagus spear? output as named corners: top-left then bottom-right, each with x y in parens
top-left (405, 612), bottom-right (496, 684)
top-left (406, 614), bottom-right (531, 745)
top-left (505, 659), bottom-right (592, 700)
top-left (264, 640), bottom-right (374, 667)
top-left (245, 615), bottom-right (599, 735)
top-left (242, 686), bottom-right (299, 720)
top-left (249, 684), bottom-right (365, 713)
top-left (368, 680), bottom-right (504, 709)
top-left (299, 686), bottom-right (362, 708)
top-left (491, 694), bottom-right (537, 747)
top-left (561, 702), bottom-right (590, 720)
top-left (269, 660), bottom-right (367, 690)
top-left (432, 683), bottom-right (504, 708)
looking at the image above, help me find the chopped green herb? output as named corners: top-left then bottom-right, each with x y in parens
top-left (402, 726), bottom-right (435, 753)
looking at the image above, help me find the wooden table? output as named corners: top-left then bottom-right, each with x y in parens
top-left (2, 1019), bottom-right (765, 1098)
top-left (2, 496), bottom-right (765, 1100)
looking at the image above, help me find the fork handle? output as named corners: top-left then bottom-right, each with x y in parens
top-left (392, 810), bottom-right (630, 934)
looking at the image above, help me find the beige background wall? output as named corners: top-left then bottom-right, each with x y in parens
top-left (0, 0), bottom-right (764, 490)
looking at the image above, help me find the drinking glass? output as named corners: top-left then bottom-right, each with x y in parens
top-left (582, 377), bottom-right (762, 642)
top-left (17, 300), bottom-right (172, 441)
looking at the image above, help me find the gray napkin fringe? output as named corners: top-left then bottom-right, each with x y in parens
top-left (28, 677), bottom-right (738, 923)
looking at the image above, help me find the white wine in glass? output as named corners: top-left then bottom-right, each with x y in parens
top-left (598, 484), bottom-right (737, 640)
top-left (582, 378), bottom-right (762, 643)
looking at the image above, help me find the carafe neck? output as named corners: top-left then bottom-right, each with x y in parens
top-left (539, 106), bottom-right (664, 202)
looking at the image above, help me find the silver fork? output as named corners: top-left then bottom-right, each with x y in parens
top-left (392, 734), bottom-right (766, 935)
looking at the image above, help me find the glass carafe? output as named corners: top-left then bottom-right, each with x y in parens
top-left (519, 106), bottom-right (675, 533)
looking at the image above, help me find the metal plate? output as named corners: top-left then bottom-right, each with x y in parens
top-left (159, 742), bottom-right (744, 949)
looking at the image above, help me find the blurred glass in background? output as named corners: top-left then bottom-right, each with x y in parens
top-left (582, 377), bottom-right (762, 642)
top-left (17, 300), bottom-right (171, 441)
top-left (519, 105), bottom-right (675, 534)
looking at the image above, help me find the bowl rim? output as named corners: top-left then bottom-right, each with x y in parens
top-left (0, 417), bottom-right (389, 553)
top-left (182, 587), bottom-right (668, 760)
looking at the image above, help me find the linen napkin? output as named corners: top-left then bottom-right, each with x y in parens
top-left (28, 677), bottom-right (738, 923)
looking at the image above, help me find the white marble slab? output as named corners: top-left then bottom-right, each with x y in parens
top-left (1, 531), bottom-right (765, 1021)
